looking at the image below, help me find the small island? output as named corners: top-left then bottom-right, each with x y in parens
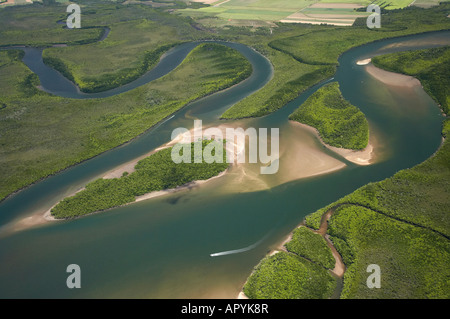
top-left (289, 82), bottom-right (369, 151)
top-left (50, 140), bottom-right (229, 219)
top-left (288, 82), bottom-right (371, 164)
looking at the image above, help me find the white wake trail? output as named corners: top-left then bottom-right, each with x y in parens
top-left (210, 232), bottom-right (272, 257)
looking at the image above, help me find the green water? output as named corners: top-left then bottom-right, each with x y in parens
top-left (0, 31), bottom-right (448, 298)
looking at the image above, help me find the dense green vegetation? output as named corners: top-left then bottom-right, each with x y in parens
top-left (328, 204), bottom-right (449, 298)
top-left (289, 82), bottom-right (369, 150)
top-left (243, 251), bottom-right (337, 299)
top-left (0, 42), bottom-right (251, 201)
top-left (285, 226), bottom-right (335, 269)
top-left (51, 140), bottom-right (229, 218)
top-left (372, 46), bottom-right (450, 115)
top-left (221, 64), bottom-right (335, 118)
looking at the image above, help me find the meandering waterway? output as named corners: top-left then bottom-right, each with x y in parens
top-left (0, 30), bottom-right (448, 298)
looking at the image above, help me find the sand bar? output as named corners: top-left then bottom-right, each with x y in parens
top-left (290, 121), bottom-right (374, 166)
top-left (365, 64), bottom-right (421, 88)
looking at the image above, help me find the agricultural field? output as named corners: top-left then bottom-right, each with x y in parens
top-left (179, 0), bottom-right (317, 27)
top-left (412, 0), bottom-right (450, 8)
top-left (181, 0), bottom-right (441, 27)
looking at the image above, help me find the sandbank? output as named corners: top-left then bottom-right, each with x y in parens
top-left (290, 121), bottom-right (374, 166)
top-left (365, 64), bottom-right (421, 88)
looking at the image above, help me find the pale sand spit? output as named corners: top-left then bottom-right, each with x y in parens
top-left (290, 121), bottom-right (374, 166)
top-left (365, 64), bottom-right (421, 88)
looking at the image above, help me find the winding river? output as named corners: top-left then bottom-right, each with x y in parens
top-left (0, 30), bottom-right (448, 298)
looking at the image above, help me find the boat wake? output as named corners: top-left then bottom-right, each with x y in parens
top-left (210, 232), bottom-right (271, 257)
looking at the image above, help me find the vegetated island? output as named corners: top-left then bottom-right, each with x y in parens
top-left (49, 140), bottom-right (229, 219)
top-left (289, 81), bottom-right (372, 165)
top-left (242, 49), bottom-right (450, 299)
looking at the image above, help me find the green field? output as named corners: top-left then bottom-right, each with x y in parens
top-left (179, 0), bottom-right (315, 22)
top-left (178, 0), bottom-right (427, 29)
top-left (413, 0), bottom-right (449, 8)
top-left (289, 82), bottom-right (369, 150)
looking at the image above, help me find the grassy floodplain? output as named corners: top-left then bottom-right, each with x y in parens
top-left (51, 140), bottom-right (229, 218)
top-left (40, 1), bottom-right (213, 92)
top-left (42, 19), bottom-right (183, 93)
top-left (289, 82), bottom-right (369, 150)
top-left (0, 41), bottom-right (251, 201)
top-left (0, 3), bottom-right (103, 46)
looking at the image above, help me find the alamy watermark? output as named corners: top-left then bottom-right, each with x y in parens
top-left (66, 4), bottom-right (81, 29)
top-left (366, 4), bottom-right (381, 29)
top-left (66, 264), bottom-right (81, 289)
top-left (366, 264), bottom-right (381, 288)
top-left (170, 120), bottom-right (279, 174)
